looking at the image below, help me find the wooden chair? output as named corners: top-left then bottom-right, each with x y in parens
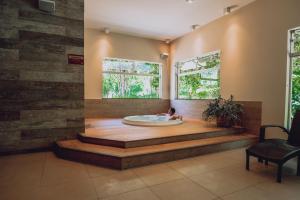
top-left (246, 110), bottom-right (300, 183)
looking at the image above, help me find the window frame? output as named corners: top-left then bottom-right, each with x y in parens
top-left (286, 28), bottom-right (300, 128)
top-left (102, 57), bottom-right (163, 99)
top-left (175, 50), bottom-right (221, 100)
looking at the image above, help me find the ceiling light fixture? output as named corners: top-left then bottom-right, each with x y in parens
top-left (185, 0), bottom-right (195, 3)
top-left (103, 28), bottom-right (110, 34)
top-left (191, 24), bottom-right (200, 31)
top-left (224, 5), bottom-right (238, 15)
top-left (165, 39), bottom-right (171, 44)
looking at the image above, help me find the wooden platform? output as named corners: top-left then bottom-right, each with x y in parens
top-left (55, 118), bottom-right (258, 169)
top-left (80, 118), bottom-right (246, 148)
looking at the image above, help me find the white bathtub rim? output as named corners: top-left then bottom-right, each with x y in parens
top-left (122, 115), bottom-right (183, 127)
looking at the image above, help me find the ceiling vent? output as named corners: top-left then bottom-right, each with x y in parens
top-left (39, 0), bottom-right (55, 14)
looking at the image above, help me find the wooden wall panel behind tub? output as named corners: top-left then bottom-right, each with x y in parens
top-left (85, 99), bottom-right (170, 118)
top-left (171, 100), bottom-right (262, 135)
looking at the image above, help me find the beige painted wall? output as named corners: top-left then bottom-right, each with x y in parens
top-left (170, 0), bottom-right (300, 136)
top-left (84, 28), bottom-right (170, 99)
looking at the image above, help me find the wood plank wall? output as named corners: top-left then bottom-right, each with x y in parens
top-left (85, 99), bottom-right (171, 118)
top-left (171, 100), bottom-right (262, 135)
top-left (85, 99), bottom-right (261, 135)
top-left (0, 0), bottom-right (84, 153)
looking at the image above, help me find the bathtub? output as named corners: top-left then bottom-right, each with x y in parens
top-left (122, 115), bottom-right (183, 127)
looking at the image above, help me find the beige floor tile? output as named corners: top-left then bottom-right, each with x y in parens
top-left (150, 178), bottom-right (216, 200)
top-left (166, 158), bottom-right (203, 176)
top-left (103, 188), bottom-right (160, 200)
top-left (85, 163), bottom-right (131, 178)
top-left (213, 148), bottom-right (247, 161)
top-left (168, 154), bottom-right (238, 176)
top-left (0, 185), bottom-right (40, 200)
top-left (0, 157), bottom-right (17, 186)
top-left (41, 152), bottom-right (89, 186)
top-left (255, 179), bottom-right (300, 200)
top-left (222, 186), bottom-right (273, 200)
top-left (1, 148), bottom-right (299, 200)
top-left (92, 170), bottom-right (146, 198)
top-left (133, 163), bottom-right (184, 186)
top-left (37, 177), bottom-right (98, 200)
top-left (189, 164), bottom-right (270, 196)
top-left (0, 153), bottom-right (45, 187)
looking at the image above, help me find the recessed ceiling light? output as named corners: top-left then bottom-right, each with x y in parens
top-left (103, 28), bottom-right (110, 34)
top-left (185, 0), bottom-right (195, 3)
top-left (224, 5), bottom-right (238, 15)
top-left (165, 39), bottom-right (171, 44)
top-left (191, 24), bottom-right (200, 31)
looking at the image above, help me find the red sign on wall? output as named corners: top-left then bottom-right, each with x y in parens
top-left (68, 54), bottom-right (84, 65)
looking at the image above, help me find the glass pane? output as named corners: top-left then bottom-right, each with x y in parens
top-left (178, 73), bottom-right (220, 99)
top-left (135, 62), bottom-right (160, 75)
top-left (102, 58), bottom-right (161, 98)
top-left (291, 57), bottom-right (300, 116)
top-left (292, 31), bottom-right (300, 54)
top-left (102, 73), bottom-right (160, 98)
top-left (103, 58), bottom-right (160, 75)
top-left (102, 73), bottom-right (121, 98)
top-left (177, 52), bottom-right (220, 99)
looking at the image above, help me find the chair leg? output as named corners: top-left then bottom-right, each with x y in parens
top-left (265, 160), bottom-right (268, 166)
top-left (297, 156), bottom-right (300, 176)
top-left (277, 164), bottom-right (283, 183)
top-left (246, 153), bottom-right (250, 170)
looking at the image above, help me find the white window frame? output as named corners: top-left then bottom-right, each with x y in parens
top-left (102, 57), bottom-right (162, 99)
top-left (286, 27), bottom-right (300, 128)
top-left (175, 50), bottom-right (221, 100)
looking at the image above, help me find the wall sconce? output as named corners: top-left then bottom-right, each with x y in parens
top-left (103, 28), bottom-right (110, 34)
top-left (224, 5), bottom-right (238, 15)
top-left (160, 53), bottom-right (169, 60)
top-left (191, 24), bottom-right (200, 31)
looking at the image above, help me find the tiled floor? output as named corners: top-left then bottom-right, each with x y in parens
top-left (0, 148), bottom-right (299, 200)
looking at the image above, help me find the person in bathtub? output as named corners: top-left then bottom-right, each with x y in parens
top-left (157, 107), bottom-right (183, 121)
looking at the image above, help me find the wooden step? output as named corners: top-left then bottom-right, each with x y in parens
top-left (78, 127), bottom-right (246, 148)
top-left (55, 134), bottom-right (258, 169)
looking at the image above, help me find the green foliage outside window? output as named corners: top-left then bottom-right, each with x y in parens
top-left (102, 58), bottom-right (161, 98)
top-left (291, 31), bottom-right (300, 117)
top-left (176, 52), bottom-right (221, 99)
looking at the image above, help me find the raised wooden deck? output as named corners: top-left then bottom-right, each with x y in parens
top-left (80, 118), bottom-right (246, 147)
top-left (55, 118), bottom-right (258, 169)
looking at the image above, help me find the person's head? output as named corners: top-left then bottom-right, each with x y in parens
top-left (168, 107), bottom-right (176, 116)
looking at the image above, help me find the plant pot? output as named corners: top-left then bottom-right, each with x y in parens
top-left (216, 116), bottom-right (233, 128)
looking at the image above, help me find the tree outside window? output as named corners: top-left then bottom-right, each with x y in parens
top-left (102, 58), bottom-right (161, 98)
top-left (291, 29), bottom-right (300, 117)
top-left (176, 51), bottom-right (221, 99)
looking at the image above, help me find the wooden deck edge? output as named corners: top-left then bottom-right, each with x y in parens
top-left (122, 137), bottom-right (256, 169)
top-left (55, 137), bottom-right (257, 170)
top-left (78, 127), bottom-right (246, 148)
top-left (54, 143), bottom-right (122, 169)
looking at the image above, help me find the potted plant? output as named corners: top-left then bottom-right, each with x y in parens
top-left (202, 95), bottom-right (243, 127)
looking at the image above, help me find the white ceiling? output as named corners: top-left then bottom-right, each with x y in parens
top-left (85, 0), bottom-right (256, 41)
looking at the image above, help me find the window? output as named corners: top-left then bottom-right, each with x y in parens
top-left (175, 51), bottom-right (221, 99)
top-left (102, 58), bottom-right (162, 98)
top-left (288, 28), bottom-right (300, 120)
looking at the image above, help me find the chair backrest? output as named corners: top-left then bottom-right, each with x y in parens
top-left (288, 110), bottom-right (300, 146)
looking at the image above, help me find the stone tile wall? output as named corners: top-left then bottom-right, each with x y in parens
top-left (0, 0), bottom-right (84, 153)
